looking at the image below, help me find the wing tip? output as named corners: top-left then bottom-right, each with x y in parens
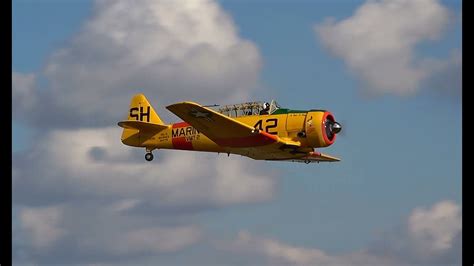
top-left (306, 151), bottom-right (341, 162)
top-left (166, 101), bottom-right (201, 109)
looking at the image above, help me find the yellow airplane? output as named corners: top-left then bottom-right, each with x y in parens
top-left (118, 94), bottom-right (342, 164)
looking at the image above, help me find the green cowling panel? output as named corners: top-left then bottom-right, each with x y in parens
top-left (272, 109), bottom-right (307, 115)
top-left (271, 108), bottom-right (327, 115)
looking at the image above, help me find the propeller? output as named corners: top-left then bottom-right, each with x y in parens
top-left (339, 118), bottom-right (348, 137)
top-left (331, 121), bottom-right (342, 134)
top-left (325, 118), bottom-right (343, 140)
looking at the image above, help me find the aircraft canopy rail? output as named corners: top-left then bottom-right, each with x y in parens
top-left (215, 100), bottom-right (281, 118)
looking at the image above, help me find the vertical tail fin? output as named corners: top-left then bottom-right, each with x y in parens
top-left (119, 94), bottom-right (165, 146)
top-left (126, 93), bottom-right (164, 124)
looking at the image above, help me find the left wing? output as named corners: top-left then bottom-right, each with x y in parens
top-left (166, 101), bottom-right (280, 147)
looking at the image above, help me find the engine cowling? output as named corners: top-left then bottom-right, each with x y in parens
top-left (305, 111), bottom-right (341, 148)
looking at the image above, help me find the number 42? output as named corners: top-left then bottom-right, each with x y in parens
top-left (254, 118), bottom-right (278, 135)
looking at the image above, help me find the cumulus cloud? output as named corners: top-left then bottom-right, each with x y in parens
top-left (408, 200), bottom-right (462, 256)
top-left (14, 202), bottom-right (204, 264)
top-left (231, 231), bottom-right (394, 266)
top-left (315, 0), bottom-right (459, 96)
top-left (228, 200), bottom-right (462, 266)
top-left (118, 226), bottom-right (202, 254)
top-left (20, 206), bottom-right (66, 250)
top-left (232, 230), bottom-right (334, 265)
top-left (16, 0), bottom-right (262, 128)
top-left (12, 127), bottom-right (275, 263)
top-left (12, 0), bottom-right (271, 263)
top-left (12, 72), bottom-right (37, 117)
top-left (367, 200), bottom-right (462, 265)
top-left (13, 127), bottom-right (275, 208)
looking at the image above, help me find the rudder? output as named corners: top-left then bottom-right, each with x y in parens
top-left (126, 94), bottom-right (164, 124)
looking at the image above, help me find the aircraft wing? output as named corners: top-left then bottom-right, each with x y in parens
top-left (267, 151), bottom-right (340, 163)
top-left (166, 101), bottom-right (280, 147)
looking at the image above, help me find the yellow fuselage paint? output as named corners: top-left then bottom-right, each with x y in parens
top-left (121, 111), bottom-right (333, 157)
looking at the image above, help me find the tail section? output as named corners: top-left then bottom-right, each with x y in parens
top-left (126, 93), bottom-right (164, 124)
top-left (118, 94), bottom-right (167, 147)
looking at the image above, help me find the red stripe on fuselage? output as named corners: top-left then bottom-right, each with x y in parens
top-left (171, 122), bottom-right (194, 150)
top-left (173, 122), bottom-right (190, 128)
top-left (214, 131), bottom-right (278, 147)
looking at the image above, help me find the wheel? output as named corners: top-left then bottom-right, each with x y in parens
top-left (304, 160), bottom-right (311, 164)
top-left (145, 152), bottom-right (154, 161)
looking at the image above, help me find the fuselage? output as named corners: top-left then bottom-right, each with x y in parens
top-left (121, 108), bottom-right (337, 160)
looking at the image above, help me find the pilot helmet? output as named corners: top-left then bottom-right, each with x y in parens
top-left (263, 102), bottom-right (270, 109)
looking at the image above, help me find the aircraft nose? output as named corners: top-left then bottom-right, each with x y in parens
top-left (331, 122), bottom-right (342, 134)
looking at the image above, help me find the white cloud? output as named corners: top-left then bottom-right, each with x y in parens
top-left (117, 226), bottom-right (202, 254)
top-left (15, 202), bottom-right (204, 263)
top-left (20, 206), bottom-right (66, 250)
top-left (409, 200), bottom-right (462, 254)
top-left (228, 200), bottom-right (462, 266)
top-left (12, 72), bottom-right (37, 116)
top-left (17, 0), bottom-right (261, 128)
top-left (12, 1), bottom-right (270, 263)
top-left (315, 0), bottom-right (456, 96)
top-left (234, 230), bottom-right (332, 265)
top-left (12, 126), bottom-right (275, 263)
top-left (108, 198), bottom-right (141, 213)
top-left (13, 127), bottom-right (276, 208)
top-left (232, 230), bottom-right (389, 266)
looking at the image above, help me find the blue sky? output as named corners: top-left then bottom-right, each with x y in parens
top-left (13, 0), bottom-right (461, 265)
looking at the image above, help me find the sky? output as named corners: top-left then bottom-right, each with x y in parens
top-left (12, 0), bottom-right (461, 265)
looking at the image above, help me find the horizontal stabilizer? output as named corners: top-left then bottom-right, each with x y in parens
top-left (117, 120), bottom-right (168, 133)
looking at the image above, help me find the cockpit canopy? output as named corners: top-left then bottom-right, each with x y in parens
top-left (215, 100), bottom-right (281, 118)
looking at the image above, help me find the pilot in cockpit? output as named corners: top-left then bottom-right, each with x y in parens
top-left (260, 102), bottom-right (270, 115)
